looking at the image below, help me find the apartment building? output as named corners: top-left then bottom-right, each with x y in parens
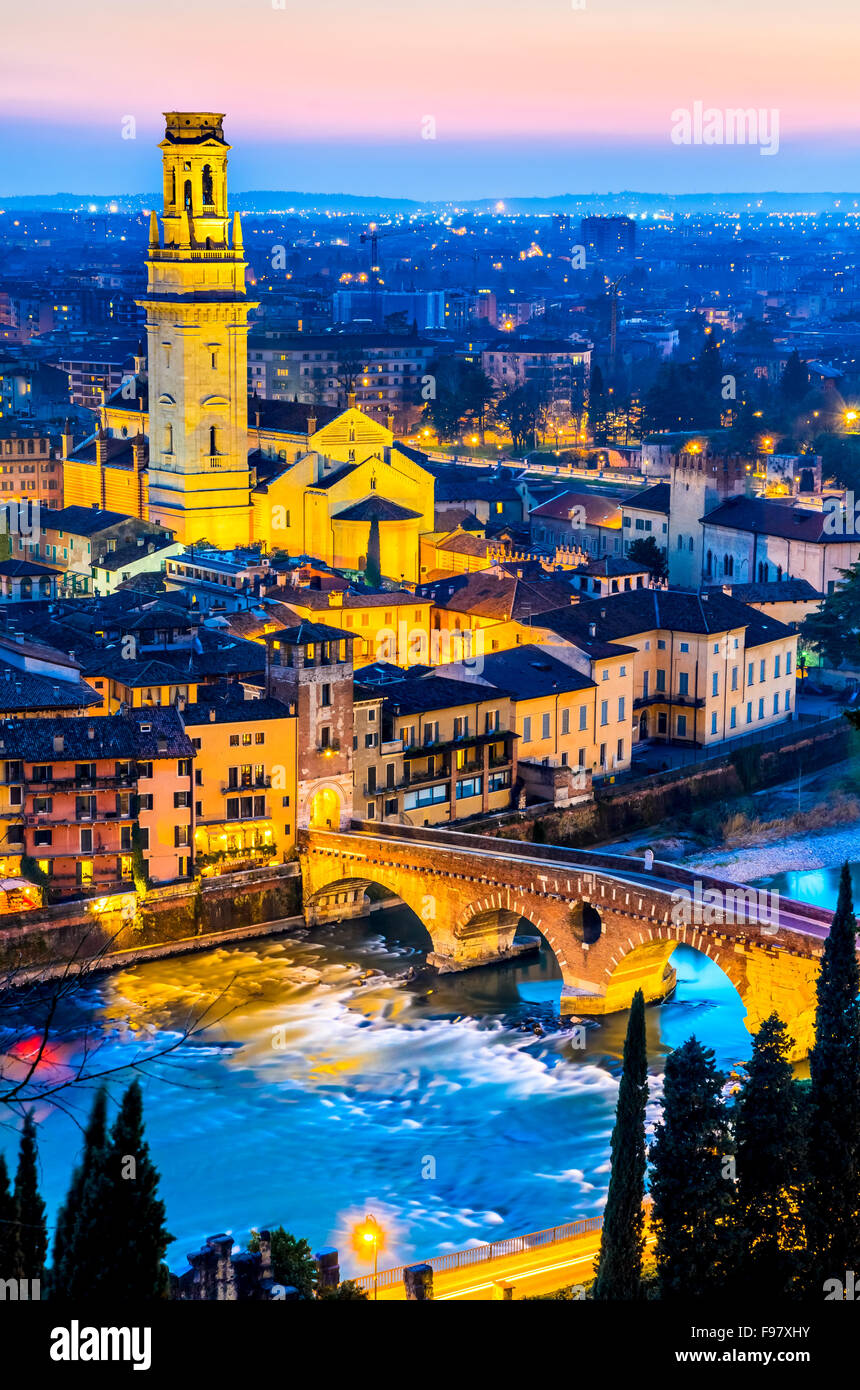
top-left (0, 706), bottom-right (193, 895)
top-left (247, 334), bottom-right (436, 422)
top-left (183, 695), bottom-right (297, 868)
top-left (0, 425), bottom-right (63, 507)
top-left (353, 673), bottom-right (518, 826)
top-left (620, 482), bottom-right (670, 556)
top-left (8, 506), bottom-right (177, 597)
top-left (283, 588), bottom-right (434, 668)
top-left (539, 589), bottom-right (797, 751)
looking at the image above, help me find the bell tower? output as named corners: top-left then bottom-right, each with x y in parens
top-left (139, 112), bottom-right (257, 547)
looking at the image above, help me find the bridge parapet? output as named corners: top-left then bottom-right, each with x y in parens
top-left (300, 824), bottom-right (832, 1058)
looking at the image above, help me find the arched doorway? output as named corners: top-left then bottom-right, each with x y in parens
top-left (309, 786), bottom-right (341, 829)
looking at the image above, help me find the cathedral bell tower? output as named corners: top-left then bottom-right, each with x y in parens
top-left (138, 113), bottom-right (258, 547)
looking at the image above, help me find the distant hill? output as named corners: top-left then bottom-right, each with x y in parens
top-left (2, 189), bottom-right (860, 215)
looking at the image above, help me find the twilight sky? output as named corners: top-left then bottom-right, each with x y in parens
top-left (1, 0), bottom-right (859, 197)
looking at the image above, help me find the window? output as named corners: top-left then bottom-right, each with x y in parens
top-left (600, 700), bottom-right (609, 726)
top-left (403, 783), bottom-right (448, 810)
top-left (773, 693), bottom-right (780, 714)
top-left (365, 732), bottom-right (377, 748)
top-left (731, 667), bottom-right (738, 691)
top-left (242, 732), bottom-right (252, 747)
top-left (746, 702), bottom-right (752, 724)
top-left (679, 672), bottom-right (689, 696)
top-left (679, 642), bottom-right (689, 653)
top-left (80, 828), bottom-right (93, 853)
top-left (657, 640), bottom-right (666, 650)
top-left (759, 660), bottom-right (765, 683)
top-left (489, 769), bottom-right (511, 793)
top-left (758, 698), bottom-right (765, 720)
top-left (618, 697), bottom-right (625, 721)
top-left (730, 707), bottom-right (737, 729)
top-left (138, 827), bottom-right (149, 849)
top-left (561, 709), bottom-right (570, 736)
top-left (229, 734), bottom-right (240, 746)
top-left (31, 765), bottom-right (52, 783)
top-left (541, 713), bottom-right (550, 739)
top-left (656, 670), bottom-right (666, 692)
top-left (255, 732), bottom-right (265, 745)
top-left (174, 791), bottom-right (191, 808)
top-left (177, 759), bottom-right (191, 777)
top-left (711, 712), bottom-right (718, 734)
top-left (712, 672), bottom-right (719, 697)
top-left (321, 684), bottom-right (331, 708)
top-left (748, 663), bottom-right (754, 685)
top-left (599, 742), bottom-right (607, 765)
top-left (785, 690), bottom-right (791, 710)
top-left (34, 828), bottom-right (52, 846)
top-left (139, 794), bottom-right (153, 811)
top-left (616, 738), bottom-right (624, 762)
top-left (677, 714), bottom-right (687, 737)
top-left (174, 826), bottom-right (190, 847)
top-left (523, 716), bottom-right (532, 742)
top-left (456, 776), bottom-right (482, 800)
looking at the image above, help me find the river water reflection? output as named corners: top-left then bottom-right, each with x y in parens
top-left (14, 906), bottom-right (762, 1276)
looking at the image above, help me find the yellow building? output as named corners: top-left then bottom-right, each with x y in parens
top-left (280, 588), bottom-right (433, 667)
top-left (352, 673), bottom-right (518, 826)
top-left (251, 404), bottom-right (435, 580)
top-left (183, 696), bottom-right (297, 865)
top-left (539, 589), bottom-right (798, 752)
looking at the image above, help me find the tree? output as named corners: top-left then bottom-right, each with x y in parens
top-left (805, 863), bottom-right (860, 1287)
top-left (780, 350), bottom-right (809, 405)
top-left (317, 1278), bottom-right (369, 1300)
top-left (649, 1036), bottom-right (733, 1297)
top-left (89, 1081), bottom-right (172, 1300)
top-left (802, 560), bottom-right (860, 671)
top-left (627, 535), bottom-right (668, 582)
top-left (250, 1226), bottom-right (318, 1299)
top-left (589, 363), bottom-right (609, 443)
top-left (49, 1088), bottom-right (108, 1300)
top-left (730, 1014), bottom-right (805, 1297)
top-left (363, 516), bottom-right (382, 588)
top-left (12, 1110), bottom-right (47, 1283)
top-left (496, 383), bottom-right (543, 453)
top-left (594, 989), bottom-right (648, 1299)
top-left (0, 1154), bottom-right (16, 1276)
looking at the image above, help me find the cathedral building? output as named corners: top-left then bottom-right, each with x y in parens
top-left (63, 112), bottom-right (436, 578)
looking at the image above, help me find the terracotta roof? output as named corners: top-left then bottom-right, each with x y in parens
top-left (0, 706), bottom-right (191, 760)
top-left (333, 497), bottom-right (422, 523)
top-left (623, 482), bottom-right (671, 514)
top-left (530, 490), bottom-right (622, 526)
top-left (703, 495), bottom-right (860, 543)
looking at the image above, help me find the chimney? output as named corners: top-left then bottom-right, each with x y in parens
top-left (307, 413), bottom-right (316, 436)
top-left (588, 622), bottom-right (597, 637)
top-left (87, 725), bottom-right (95, 740)
top-left (386, 409), bottom-right (395, 433)
top-left (95, 426), bottom-right (107, 466)
top-left (52, 685), bottom-right (60, 699)
top-left (347, 390), bottom-right (356, 410)
top-left (208, 707), bottom-right (216, 722)
top-left (53, 734), bottom-right (64, 753)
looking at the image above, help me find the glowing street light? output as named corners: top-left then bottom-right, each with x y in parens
top-left (355, 1214), bottom-right (383, 1299)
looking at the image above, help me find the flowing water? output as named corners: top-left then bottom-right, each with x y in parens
top-left (6, 906), bottom-right (755, 1278)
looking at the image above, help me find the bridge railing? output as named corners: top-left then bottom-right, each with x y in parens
top-left (351, 1214), bottom-right (604, 1292)
top-left (332, 820), bottom-right (831, 928)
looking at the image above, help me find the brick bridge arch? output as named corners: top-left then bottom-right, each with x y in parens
top-left (299, 825), bottom-right (832, 1059)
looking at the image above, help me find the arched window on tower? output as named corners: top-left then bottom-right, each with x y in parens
top-left (163, 424), bottom-right (173, 454)
top-left (202, 164), bottom-right (214, 206)
top-left (209, 426), bottom-right (218, 456)
top-left (170, 169), bottom-right (176, 206)
top-left (183, 179), bottom-right (193, 212)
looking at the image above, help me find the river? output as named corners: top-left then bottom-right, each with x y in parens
top-left (7, 905), bottom-right (760, 1279)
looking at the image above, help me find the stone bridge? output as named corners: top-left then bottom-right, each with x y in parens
top-left (299, 823), bottom-right (835, 1058)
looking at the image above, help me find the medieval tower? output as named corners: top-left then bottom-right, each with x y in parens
top-left (139, 112), bottom-right (257, 546)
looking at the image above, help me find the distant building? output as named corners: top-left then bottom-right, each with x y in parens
top-left (580, 216), bottom-right (636, 258)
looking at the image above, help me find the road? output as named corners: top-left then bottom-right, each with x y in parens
top-left (363, 1227), bottom-right (657, 1301)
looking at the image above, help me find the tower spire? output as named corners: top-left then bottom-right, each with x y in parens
top-left (232, 210), bottom-right (243, 253)
top-left (148, 209), bottom-right (160, 249)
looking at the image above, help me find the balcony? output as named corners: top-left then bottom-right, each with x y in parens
top-left (633, 692), bottom-right (705, 711)
top-left (221, 777), bottom-right (271, 794)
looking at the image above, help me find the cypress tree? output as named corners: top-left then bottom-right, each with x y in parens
top-left (806, 863), bottom-right (860, 1286)
top-left (730, 1013), bottom-right (805, 1297)
top-left (594, 989), bottom-right (648, 1299)
top-left (96, 1080), bottom-right (172, 1299)
top-left (0, 1154), bottom-right (16, 1276)
top-left (12, 1110), bottom-right (47, 1284)
top-left (649, 1036), bottom-right (733, 1297)
top-left (49, 1088), bottom-right (109, 1301)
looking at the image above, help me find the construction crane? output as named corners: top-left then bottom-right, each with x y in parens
top-left (359, 223), bottom-right (406, 325)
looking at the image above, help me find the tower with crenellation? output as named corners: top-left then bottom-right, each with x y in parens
top-left (138, 112), bottom-right (257, 546)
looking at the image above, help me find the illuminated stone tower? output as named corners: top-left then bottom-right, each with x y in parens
top-left (139, 112), bottom-right (257, 547)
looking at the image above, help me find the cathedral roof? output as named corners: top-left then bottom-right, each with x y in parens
top-left (333, 497), bottom-right (422, 523)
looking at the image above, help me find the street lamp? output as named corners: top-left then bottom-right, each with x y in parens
top-left (356, 1214), bottom-right (382, 1299)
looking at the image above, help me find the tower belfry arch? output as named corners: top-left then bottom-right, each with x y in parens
top-left (137, 112), bottom-right (258, 547)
